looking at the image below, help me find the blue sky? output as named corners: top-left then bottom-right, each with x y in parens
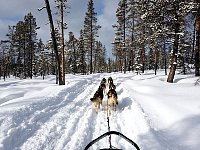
top-left (0, 0), bottom-right (118, 58)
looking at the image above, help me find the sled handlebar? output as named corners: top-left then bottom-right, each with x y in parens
top-left (84, 131), bottom-right (140, 150)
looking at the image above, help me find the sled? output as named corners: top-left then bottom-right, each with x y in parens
top-left (84, 131), bottom-right (140, 150)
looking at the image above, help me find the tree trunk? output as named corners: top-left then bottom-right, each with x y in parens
top-left (163, 39), bottom-right (167, 75)
top-left (30, 19), bottom-right (33, 79)
top-left (44, 0), bottom-right (62, 85)
top-left (123, 3), bottom-right (126, 74)
top-left (90, 34), bottom-right (93, 74)
top-left (90, 20), bottom-right (93, 74)
top-left (131, 14), bottom-right (135, 72)
top-left (167, 20), bottom-right (180, 83)
top-left (60, 0), bottom-right (65, 84)
top-left (191, 20), bottom-right (196, 64)
top-left (154, 49), bottom-right (158, 75)
top-left (73, 36), bottom-right (77, 74)
top-left (23, 36), bottom-right (26, 78)
top-left (195, 14), bottom-right (200, 76)
top-left (141, 25), bottom-right (145, 73)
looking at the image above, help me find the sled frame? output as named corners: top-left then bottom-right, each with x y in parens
top-left (84, 131), bottom-right (140, 150)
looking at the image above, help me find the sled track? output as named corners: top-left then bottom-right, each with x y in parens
top-left (0, 74), bottom-right (170, 150)
top-left (0, 74), bottom-right (102, 150)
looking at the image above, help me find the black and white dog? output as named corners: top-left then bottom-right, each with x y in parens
top-left (90, 83), bottom-right (106, 113)
top-left (90, 78), bottom-right (108, 113)
top-left (100, 78), bottom-right (107, 96)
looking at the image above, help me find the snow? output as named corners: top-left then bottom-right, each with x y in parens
top-left (0, 70), bottom-right (200, 150)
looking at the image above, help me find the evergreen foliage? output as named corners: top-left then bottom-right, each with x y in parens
top-left (83, 0), bottom-right (101, 74)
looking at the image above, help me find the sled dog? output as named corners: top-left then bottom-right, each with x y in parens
top-left (104, 77), bottom-right (116, 95)
top-left (100, 78), bottom-right (107, 85)
top-left (107, 77), bottom-right (116, 90)
top-left (107, 89), bottom-right (118, 115)
top-left (90, 84), bottom-right (105, 113)
top-left (100, 78), bottom-right (107, 95)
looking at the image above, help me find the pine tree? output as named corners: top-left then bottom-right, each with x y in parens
top-left (24, 12), bottom-right (38, 79)
top-left (0, 40), bottom-right (10, 80)
top-left (6, 25), bottom-right (16, 77)
top-left (83, 0), bottom-right (101, 74)
top-left (137, 0), bottom-right (195, 80)
top-left (93, 41), bottom-right (106, 73)
top-left (46, 39), bottom-right (56, 75)
top-left (54, 0), bottom-right (69, 84)
top-left (34, 39), bottom-right (46, 77)
top-left (66, 32), bottom-right (78, 74)
top-left (166, 1), bottom-right (188, 82)
top-left (13, 21), bottom-right (25, 78)
top-left (147, 48), bottom-right (154, 70)
top-left (77, 29), bottom-right (86, 74)
top-left (113, 0), bottom-right (128, 73)
top-left (126, 0), bottom-right (136, 72)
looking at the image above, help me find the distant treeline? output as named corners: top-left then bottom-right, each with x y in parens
top-left (0, 0), bottom-right (200, 84)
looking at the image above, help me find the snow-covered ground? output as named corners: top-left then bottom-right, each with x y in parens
top-left (0, 70), bottom-right (200, 150)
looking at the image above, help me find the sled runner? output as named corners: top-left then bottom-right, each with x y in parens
top-left (84, 131), bottom-right (140, 150)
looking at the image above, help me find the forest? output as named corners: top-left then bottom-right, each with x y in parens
top-left (0, 0), bottom-right (200, 85)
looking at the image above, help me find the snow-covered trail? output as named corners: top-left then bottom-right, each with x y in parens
top-left (0, 74), bottom-right (101, 150)
top-left (1, 73), bottom-right (198, 150)
top-left (0, 74), bottom-right (139, 149)
top-left (0, 74), bottom-right (166, 150)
